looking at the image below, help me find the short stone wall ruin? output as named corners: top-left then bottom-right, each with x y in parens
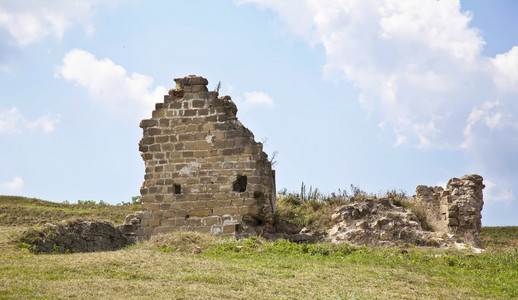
top-left (18, 220), bottom-right (129, 254)
top-left (413, 174), bottom-right (485, 247)
top-left (134, 75), bottom-right (276, 239)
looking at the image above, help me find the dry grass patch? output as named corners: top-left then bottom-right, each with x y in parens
top-left (2, 227), bottom-right (516, 299)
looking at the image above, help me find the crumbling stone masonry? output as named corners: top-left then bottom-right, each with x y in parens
top-left (18, 220), bottom-right (129, 254)
top-left (135, 75), bottom-right (276, 239)
top-left (413, 174), bottom-right (485, 247)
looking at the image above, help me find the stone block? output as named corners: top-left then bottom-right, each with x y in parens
top-left (147, 203), bottom-right (160, 211)
top-left (182, 151), bottom-right (194, 158)
top-left (194, 150), bottom-right (209, 158)
top-left (231, 199), bottom-right (244, 206)
top-left (207, 200), bottom-right (232, 208)
top-left (238, 206), bottom-right (250, 214)
top-left (192, 100), bottom-right (206, 108)
top-left (223, 225), bottom-right (236, 234)
top-left (152, 110), bottom-right (166, 118)
top-left (170, 102), bottom-right (182, 109)
top-left (164, 210), bottom-right (176, 218)
top-left (149, 219), bottom-right (160, 227)
top-left (213, 207), bottom-right (239, 215)
top-left (140, 119), bottom-right (158, 128)
top-left (183, 77), bottom-right (208, 85)
top-left (197, 109), bottom-right (209, 116)
top-left (163, 194), bottom-right (175, 202)
top-left (204, 217), bottom-right (220, 226)
top-left (186, 124), bottom-right (198, 132)
top-left (448, 218), bottom-right (459, 226)
top-left (185, 218), bottom-right (202, 226)
top-left (159, 119), bottom-right (170, 127)
top-left (140, 137), bottom-right (155, 145)
top-left (175, 209), bottom-right (188, 218)
top-left (198, 193), bottom-right (213, 200)
top-left (192, 84), bottom-right (208, 93)
top-left (183, 110), bottom-right (197, 117)
top-left (160, 218), bottom-right (175, 226)
top-left (188, 208), bottom-right (212, 217)
top-left (194, 226), bottom-right (211, 233)
top-left (161, 143), bottom-right (174, 151)
top-left (193, 201), bottom-right (208, 208)
top-left (149, 144), bottom-right (161, 152)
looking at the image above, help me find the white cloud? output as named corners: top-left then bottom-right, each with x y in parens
top-left (0, 107), bottom-right (59, 134)
top-left (0, 176), bottom-right (24, 193)
top-left (0, 1), bottom-right (99, 46)
top-left (240, 0), bottom-right (518, 205)
top-left (240, 0), bottom-right (493, 149)
top-left (484, 180), bottom-right (515, 204)
top-left (56, 49), bottom-right (167, 122)
top-left (491, 46), bottom-right (518, 92)
top-left (27, 114), bottom-right (60, 133)
top-left (393, 134), bottom-right (407, 147)
top-left (242, 91), bottom-right (275, 109)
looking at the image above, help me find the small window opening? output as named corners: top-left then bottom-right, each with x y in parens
top-left (253, 191), bottom-right (263, 199)
top-left (185, 215), bottom-right (190, 219)
top-left (174, 184), bottom-right (181, 194)
top-left (233, 175), bottom-right (247, 192)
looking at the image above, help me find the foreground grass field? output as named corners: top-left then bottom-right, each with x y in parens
top-left (0, 196), bottom-right (517, 299)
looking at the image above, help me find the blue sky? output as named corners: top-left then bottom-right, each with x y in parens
top-left (0, 0), bottom-right (517, 225)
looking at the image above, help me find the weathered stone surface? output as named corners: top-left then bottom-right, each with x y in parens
top-left (327, 198), bottom-right (443, 247)
top-left (18, 220), bottom-right (131, 253)
top-left (327, 174), bottom-right (485, 249)
top-left (413, 174), bottom-right (484, 247)
top-left (130, 75), bottom-right (276, 239)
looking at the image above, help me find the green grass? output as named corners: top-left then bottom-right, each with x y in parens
top-left (0, 195), bottom-right (140, 226)
top-left (1, 227), bottom-right (517, 299)
top-left (481, 226), bottom-right (518, 252)
top-left (0, 195), bottom-right (517, 299)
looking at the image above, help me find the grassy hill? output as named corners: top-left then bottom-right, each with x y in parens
top-left (0, 195), bottom-right (517, 299)
top-left (0, 195), bottom-right (140, 226)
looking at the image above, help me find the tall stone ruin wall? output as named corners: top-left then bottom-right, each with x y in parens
top-left (134, 75), bottom-right (276, 239)
top-left (413, 174), bottom-right (484, 247)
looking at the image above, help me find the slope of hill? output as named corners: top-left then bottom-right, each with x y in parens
top-left (0, 195), bottom-right (139, 226)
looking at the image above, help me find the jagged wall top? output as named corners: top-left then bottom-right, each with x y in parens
top-left (414, 174), bottom-right (484, 247)
top-left (136, 75), bottom-right (276, 239)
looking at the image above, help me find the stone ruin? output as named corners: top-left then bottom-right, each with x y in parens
top-left (127, 75), bottom-right (276, 239)
top-left (18, 220), bottom-right (128, 254)
top-left (121, 75), bottom-right (486, 249)
top-left (17, 75), bottom-right (486, 253)
top-left (327, 174), bottom-right (485, 249)
top-left (327, 198), bottom-right (437, 248)
top-left (413, 174), bottom-right (485, 247)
